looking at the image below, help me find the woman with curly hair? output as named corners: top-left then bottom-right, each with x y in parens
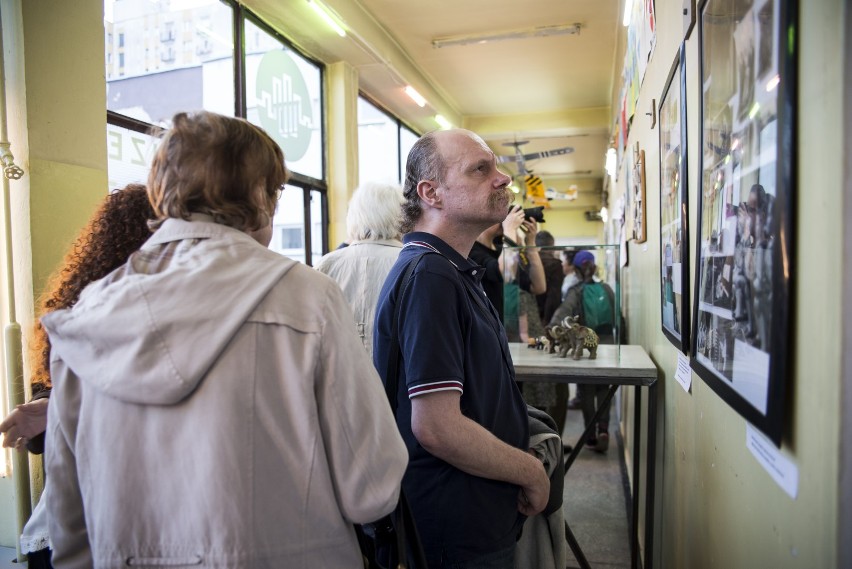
top-left (0, 184), bottom-right (154, 568)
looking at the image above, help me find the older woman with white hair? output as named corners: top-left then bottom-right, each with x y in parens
top-left (315, 180), bottom-right (404, 356)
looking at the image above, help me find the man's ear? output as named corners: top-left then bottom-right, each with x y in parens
top-left (417, 180), bottom-right (442, 208)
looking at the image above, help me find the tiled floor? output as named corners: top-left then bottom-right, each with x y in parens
top-left (562, 396), bottom-right (632, 569)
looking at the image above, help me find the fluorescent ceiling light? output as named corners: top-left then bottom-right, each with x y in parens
top-left (308, 0), bottom-right (346, 37)
top-left (432, 23), bottom-right (581, 49)
top-left (623, 0), bottom-right (632, 26)
top-left (434, 115), bottom-right (452, 129)
top-left (404, 86), bottom-right (427, 107)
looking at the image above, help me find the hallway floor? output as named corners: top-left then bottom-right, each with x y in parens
top-left (561, 397), bottom-right (632, 569)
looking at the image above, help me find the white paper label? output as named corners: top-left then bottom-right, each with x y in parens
top-left (746, 424), bottom-right (798, 499)
top-left (674, 352), bottom-right (692, 392)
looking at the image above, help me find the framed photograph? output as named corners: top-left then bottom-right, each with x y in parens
top-left (658, 44), bottom-right (690, 354)
top-left (631, 146), bottom-right (647, 243)
top-left (692, 0), bottom-right (796, 445)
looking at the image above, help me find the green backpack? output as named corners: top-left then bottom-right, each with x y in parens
top-left (582, 282), bottom-right (614, 335)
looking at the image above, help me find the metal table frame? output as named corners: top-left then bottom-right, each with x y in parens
top-left (509, 343), bottom-right (658, 569)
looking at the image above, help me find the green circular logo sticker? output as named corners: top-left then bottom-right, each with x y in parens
top-left (255, 50), bottom-right (313, 161)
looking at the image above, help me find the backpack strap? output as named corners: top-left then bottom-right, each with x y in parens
top-left (384, 252), bottom-right (435, 416)
top-left (382, 252), bottom-right (434, 569)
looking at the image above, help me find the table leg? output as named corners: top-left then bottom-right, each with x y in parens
top-left (631, 386), bottom-right (642, 569)
top-left (564, 384), bottom-right (618, 473)
top-left (564, 519), bottom-right (592, 569)
top-left (644, 381), bottom-right (658, 569)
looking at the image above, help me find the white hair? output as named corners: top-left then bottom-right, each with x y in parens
top-left (346, 180), bottom-right (404, 242)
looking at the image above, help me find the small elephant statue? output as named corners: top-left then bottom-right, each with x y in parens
top-left (545, 325), bottom-right (575, 359)
top-left (562, 315), bottom-right (599, 360)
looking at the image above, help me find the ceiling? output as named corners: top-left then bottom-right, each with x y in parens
top-left (245, 0), bottom-right (626, 205)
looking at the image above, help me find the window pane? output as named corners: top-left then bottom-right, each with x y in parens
top-left (270, 185), bottom-right (306, 263)
top-left (105, 0), bottom-right (235, 126)
top-left (358, 97), bottom-right (399, 186)
top-left (106, 123), bottom-right (160, 191)
top-left (244, 19), bottom-right (323, 180)
top-left (399, 125), bottom-right (418, 183)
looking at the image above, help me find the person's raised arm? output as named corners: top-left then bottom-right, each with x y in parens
top-left (520, 220), bottom-right (546, 295)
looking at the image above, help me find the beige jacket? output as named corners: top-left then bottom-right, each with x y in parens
top-left (43, 217), bottom-right (408, 568)
top-left (314, 239), bottom-right (402, 357)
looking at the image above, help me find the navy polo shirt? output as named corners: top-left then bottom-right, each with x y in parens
top-left (373, 232), bottom-right (529, 565)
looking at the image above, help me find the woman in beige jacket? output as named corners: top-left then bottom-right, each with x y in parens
top-left (43, 111), bottom-right (408, 568)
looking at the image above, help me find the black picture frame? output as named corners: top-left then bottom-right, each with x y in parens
top-left (658, 44), bottom-right (690, 354)
top-left (692, 0), bottom-right (796, 445)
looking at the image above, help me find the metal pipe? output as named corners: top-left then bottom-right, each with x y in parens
top-left (0, 3), bottom-right (31, 562)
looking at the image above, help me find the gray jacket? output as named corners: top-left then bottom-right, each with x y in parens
top-left (44, 216), bottom-right (408, 568)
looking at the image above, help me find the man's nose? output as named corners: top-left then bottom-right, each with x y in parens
top-left (495, 170), bottom-right (511, 187)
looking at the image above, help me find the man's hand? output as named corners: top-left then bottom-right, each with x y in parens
top-left (516, 456), bottom-right (550, 516)
top-left (0, 398), bottom-right (49, 450)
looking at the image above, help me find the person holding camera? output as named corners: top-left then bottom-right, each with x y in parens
top-left (374, 128), bottom-right (550, 569)
top-left (469, 204), bottom-right (545, 328)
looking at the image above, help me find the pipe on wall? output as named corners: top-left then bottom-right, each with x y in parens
top-left (0, 3), bottom-right (31, 562)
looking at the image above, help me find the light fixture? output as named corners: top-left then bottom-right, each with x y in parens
top-left (434, 114), bottom-right (452, 130)
top-left (605, 147), bottom-right (616, 177)
top-left (600, 206), bottom-right (609, 223)
top-left (308, 0), bottom-right (346, 37)
top-left (432, 23), bottom-right (581, 49)
top-left (623, 0), bottom-right (632, 27)
top-left (404, 86), bottom-right (427, 107)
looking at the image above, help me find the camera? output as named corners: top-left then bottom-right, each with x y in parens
top-left (509, 205), bottom-right (545, 223)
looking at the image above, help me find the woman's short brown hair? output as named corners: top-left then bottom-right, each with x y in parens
top-left (148, 111), bottom-right (289, 231)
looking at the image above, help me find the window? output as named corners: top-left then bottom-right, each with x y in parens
top-left (358, 95), bottom-right (421, 186)
top-left (358, 97), bottom-right (399, 185)
top-left (106, 123), bottom-right (159, 190)
top-left (399, 125), bottom-right (418, 181)
top-left (105, 0), bottom-right (235, 126)
top-left (269, 184), bottom-right (326, 265)
top-left (279, 227), bottom-right (303, 249)
top-left (244, 18), bottom-right (323, 180)
top-left (105, 0), bottom-right (329, 265)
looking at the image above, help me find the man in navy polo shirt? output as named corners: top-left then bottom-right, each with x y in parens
top-left (374, 129), bottom-right (550, 568)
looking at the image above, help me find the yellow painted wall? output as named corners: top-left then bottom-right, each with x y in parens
top-left (613, 0), bottom-right (845, 567)
top-left (0, 0), bottom-right (109, 547)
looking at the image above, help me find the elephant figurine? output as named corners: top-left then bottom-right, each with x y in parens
top-left (544, 325), bottom-right (575, 358)
top-left (562, 315), bottom-right (599, 360)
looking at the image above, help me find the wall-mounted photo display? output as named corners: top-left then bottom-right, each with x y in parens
top-left (658, 44), bottom-right (690, 354)
top-left (692, 0), bottom-right (796, 445)
top-left (632, 146), bottom-right (647, 243)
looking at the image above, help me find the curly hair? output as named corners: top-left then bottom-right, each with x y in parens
top-left (28, 184), bottom-right (155, 390)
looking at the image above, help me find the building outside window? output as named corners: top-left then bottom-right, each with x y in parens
top-left (104, 0), bottom-right (328, 264)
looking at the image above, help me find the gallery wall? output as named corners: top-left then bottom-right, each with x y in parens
top-left (611, 0), bottom-right (845, 567)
